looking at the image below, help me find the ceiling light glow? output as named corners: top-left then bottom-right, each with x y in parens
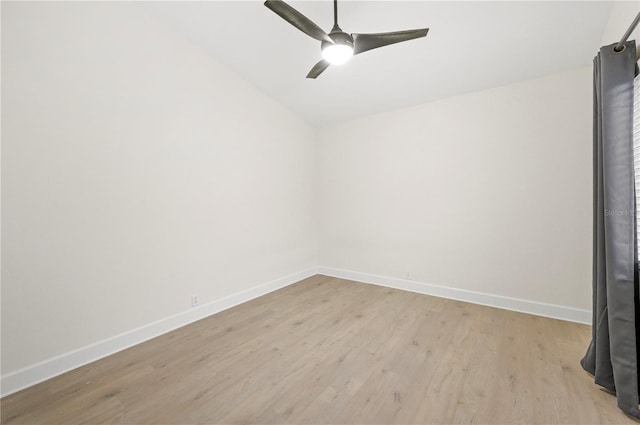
top-left (322, 44), bottom-right (353, 65)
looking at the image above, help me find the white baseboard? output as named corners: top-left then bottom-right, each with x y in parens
top-left (0, 267), bottom-right (318, 398)
top-left (317, 266), bottom-right (591, 325)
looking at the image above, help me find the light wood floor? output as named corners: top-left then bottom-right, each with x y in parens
top-left (1, 275), bottom-right (636, 424)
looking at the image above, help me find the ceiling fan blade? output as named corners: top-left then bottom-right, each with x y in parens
top-left (306, 60), bottom-right (330, 79)
top-left (264, 0), bottom-right (333, 43)
top-left (352, 28), bottom-right (429, 55)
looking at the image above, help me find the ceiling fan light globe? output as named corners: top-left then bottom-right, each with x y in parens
top-left (322, 44), bottom-right (353, 65)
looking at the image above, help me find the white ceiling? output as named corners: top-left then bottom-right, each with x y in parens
top-left (140, 1), bottom-right (613, 125)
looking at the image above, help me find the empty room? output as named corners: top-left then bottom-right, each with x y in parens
top-left (2, 0), bottom-right (640, 423)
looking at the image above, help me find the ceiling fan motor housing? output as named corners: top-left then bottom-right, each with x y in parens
top-left (322, 29), bottom-right (354, 51)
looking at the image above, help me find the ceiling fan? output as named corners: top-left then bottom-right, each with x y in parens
top-left (264, 0), bottom-right (429, 79)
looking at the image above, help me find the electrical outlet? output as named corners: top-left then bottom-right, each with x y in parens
top-left (406, 272), bottom-right (412, 280)
top-left (191, 295), bottom-right (199, 307)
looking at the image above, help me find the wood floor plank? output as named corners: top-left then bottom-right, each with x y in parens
top-left (1, 276), bottom-right (635, 424)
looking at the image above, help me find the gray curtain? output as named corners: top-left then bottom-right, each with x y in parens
top-left (581, 40), bottom-right (639, 419)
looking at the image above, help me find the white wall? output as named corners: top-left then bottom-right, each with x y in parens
top-left (601, 1), bottom-right (640, 58)
top-left (317, 67), bottom-right (592, 311)
top-left (1, 1), bottom-right (316, 376)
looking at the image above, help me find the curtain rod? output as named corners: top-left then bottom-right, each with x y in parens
top-left (615, 11), bottom-right (640, 52)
